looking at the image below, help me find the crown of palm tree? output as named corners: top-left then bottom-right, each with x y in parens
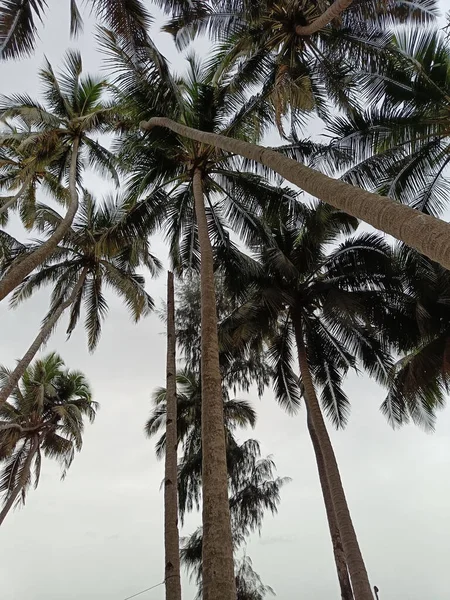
top-left (0, 352), bottom-right (97, 514)
top-left (3, 190), bottom-right (160, 350)
top-left (99, 34), bottom-right (308, 263)
top-left (0, 49), bottom-right (119, 188)
top-left (0, 123), bottom-right (69, 227)
top-left (0, 49), bottom-right (120, 234)
top-left (381, 245), bottom-right (450, 430)
top-left (163, 0), bottom-right (438, 133)
top-left (330, 28), bottom-right (450, 218)
top-left (221, 201), bottom-right (399, 428)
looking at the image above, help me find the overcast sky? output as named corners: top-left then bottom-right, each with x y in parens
top-left (1, 2), bottom-right (450, 599)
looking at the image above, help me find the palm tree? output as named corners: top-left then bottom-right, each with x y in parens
top-left (164, 270), bottom-right (182, 600)
top-left (164, 0), bottom-right (437, 132)
top-left (107, 36), bottom-right (298, 600)
top-left (0, 0), bottom-right (214, 60)
top-left (0, 50), bottom-right (119, 301)
top-left (329, 28), bottom-right (450, 220)
top-left (140, 114), bottom-right (450, 271)
top-left (0, 0), bottom-right (153, 59)
top-left (381, 245), bottom-right (450, 431)
top-left (220, 202), bottom-right (398, 600)
top-left (0, 352), bottom-right (97, 525)
top-left (0, 191), bottom-right (160, 405)
top-left (0, 122), bottom-right (69, 225)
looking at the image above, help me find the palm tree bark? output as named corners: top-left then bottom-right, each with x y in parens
top-left (293, 317), bottom-right (373, 600)
top-left (307, 413), bottom-right (354, 600)
top-left (141, 118), bottom-right (450, 271)
top-left (295, 0), bottom-right (354, 35)
top-left (0, 435), bottom-right (39, 526)
top-left (0, 267), bottom-right (88, 406)
top-left (0, 137), bottom-right (81, 302)
top-left (164, 271), bottom-right (182, 600)
top-left (192, 168), bottom-right (236, 600)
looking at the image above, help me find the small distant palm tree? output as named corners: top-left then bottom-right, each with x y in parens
top-left (0, 352), bottom-right (97, 525)
top-left (0, 191), bottom-right (160, 405)
top-left (0, 50), bottom-right (119, 301)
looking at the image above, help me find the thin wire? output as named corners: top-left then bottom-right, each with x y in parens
top-left (122, 580), bottom-right (165, 600)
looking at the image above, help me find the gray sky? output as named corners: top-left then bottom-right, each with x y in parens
top-left (1, 2), bottom-right (450, 599)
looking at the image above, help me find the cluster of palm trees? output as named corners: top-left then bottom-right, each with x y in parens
top-left (1, 1), bottom-right (450, 600)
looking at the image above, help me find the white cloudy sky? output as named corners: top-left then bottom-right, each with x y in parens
top-left (1, 2), bottom-right (450, 599)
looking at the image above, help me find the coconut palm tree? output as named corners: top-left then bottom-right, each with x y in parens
top-left (0, 50), bottom-right (119, 301)
top-left (218, 202), bottom-right (399, 600)
top-left (0, 0), bottom-right (152, 59)
top-left (164, 0), bottom-right (437, 132)
top-left (381, 245), bottom-right (450, 431)
top-left (0, 352), bottom-right (97, 525)
top-left (329, 28), bottom-right (450, 219)
top-left (106, 35), bottom-right (299, 599)
top-left (0, 122), bottom-right (69, 226)
top-left (0, 190), bottom-right (160, 405)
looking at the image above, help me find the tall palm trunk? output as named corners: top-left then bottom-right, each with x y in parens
top-left (293, 317), bottom-right (373, 600)
top-left (0, 435), bottom-right (39, 526)
top-left (192, 168), bottom-right (236, 600)
top-left (0, 137), bottom-right (81, 302)
top-left (0, 267), bottom-right (88, 406)
top-left (141, 119), bottom-right (450, 270)
top-left (295, 0), bottom-right (354, 35)
top-left (307, 413), bottom-right (354, 600)
top-left (164, 271), bottom-right (182, 600)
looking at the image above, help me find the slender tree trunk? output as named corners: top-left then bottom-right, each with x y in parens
top-left (295, 0), bottom-right (354, 35)
top-left (0, 137), bottom-right (81, 302)
top-left (0, 435), bottom-right (39, 526)
top-left (141, 118), bottom-right (450, 270)
top-left (293, 317), bottom-right (373, 600)
top-left (307, 413), bottom-right (354, 600)
top-left (0, 267), bottom-right (88, 406)
top-left (164, 271), bottom-right (182, 600)
top-left (192, 169), bottom-right (236, 600)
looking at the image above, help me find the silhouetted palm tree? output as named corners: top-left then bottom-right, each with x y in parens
top-left (220, 202), bottom-right (398, 600)
top-left (0, 191), bottom-right (159, 405)
top-left (0, 50), bottom-right (119, 301)
top-left (0, 352), bottom-right (97, 525)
